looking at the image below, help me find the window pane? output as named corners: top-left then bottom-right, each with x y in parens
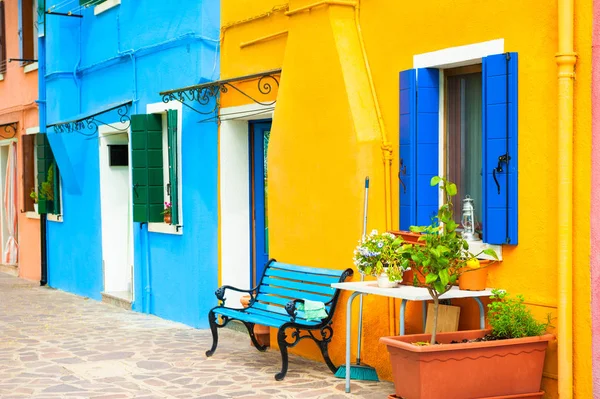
top-left (446, 72), bottom-right (482, 235)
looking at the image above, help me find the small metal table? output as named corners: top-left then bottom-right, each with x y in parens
top-left (331, 281), bottom-right (494, 393)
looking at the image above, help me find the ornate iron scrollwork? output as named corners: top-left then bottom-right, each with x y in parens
top-left (0, 123), bottom-right (17, 139)
top-left (52, 103), bottom-right (131, 136)
top-left (160, 69), bottom-right (281, 120)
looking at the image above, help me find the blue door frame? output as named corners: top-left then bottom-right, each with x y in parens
top-left (249, 120), bottom-right (271, 286)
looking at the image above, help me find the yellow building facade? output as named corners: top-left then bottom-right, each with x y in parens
top-left (218, 1), bottom-right (593, 397)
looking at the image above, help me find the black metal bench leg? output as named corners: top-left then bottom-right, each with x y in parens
top-left (318, 338), bottom-right (338, 374)
top-left (275, 328), bottom-right (289, 381)
top-left (242, 322), bottom-right (268, 352)
top-left (205, 310), bottom-right (219, 357)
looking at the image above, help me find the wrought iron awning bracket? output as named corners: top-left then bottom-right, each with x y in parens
top-left (160, 69), bottom-right (280, 120)
top-left (50, 103), bottom-right (131, 137)
top-left (0, 123), bottom-right (18, 139)
top-left (45, 11), bottom-right (83, 18)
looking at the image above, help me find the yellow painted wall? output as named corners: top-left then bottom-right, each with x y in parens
top-left (220, 1), bottom-right (593, 397)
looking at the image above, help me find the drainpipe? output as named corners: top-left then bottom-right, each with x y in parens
top-left (38, 32), bottom-right (48, 286)
top-left (556, 0), bottom-right (576, 396)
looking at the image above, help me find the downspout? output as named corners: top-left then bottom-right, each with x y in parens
top-left (38, 32), bottom-right (47, 286)
top-left (556, 0), bottom-right (577, 397)
top-left (285, 0), bottom-right (396, 334)
top-left (353, 1), bottom-right (395, 335)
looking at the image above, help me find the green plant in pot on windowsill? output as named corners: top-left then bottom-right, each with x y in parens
top-left (161, 202), bottom-right (172, 225)
top-left (29, 188), bottom-right (39, 213)
top-left (379, 176), bottom-right (554, 399)
top-left (36, 165), bottom-right (55, 214)
top-left (353, 230), bottom-right (410, 288)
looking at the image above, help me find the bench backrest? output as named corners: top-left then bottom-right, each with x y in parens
top-left (253, 260), bottom-right (353, 324)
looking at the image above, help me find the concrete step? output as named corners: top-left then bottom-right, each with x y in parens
top-left (101, 291), bottom-right (132, 310)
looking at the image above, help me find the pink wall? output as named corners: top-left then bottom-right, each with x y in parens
top-left (0, 0), bottom-right (41, 281)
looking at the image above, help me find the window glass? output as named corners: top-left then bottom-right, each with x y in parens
top-left (446, 72), bottom-right (482, 235)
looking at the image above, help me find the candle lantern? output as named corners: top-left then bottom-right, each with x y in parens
top-left (461, 195), bottom-right (479, 241)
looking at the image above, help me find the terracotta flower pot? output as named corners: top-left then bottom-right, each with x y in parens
top-left (380, 329), bottom-right (553, 399)
top-left (164, 213), bottom-right (172, 224)
top-left (400, 269), bottom-right (414, 286)
top-left (459, 260), bottom-right (491, 291)
top-left (389, 230), bottom-right (424, 245)
top-left (240, 295), bottom-right (270, 347)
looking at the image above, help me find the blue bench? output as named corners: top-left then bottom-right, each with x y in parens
top-left (206, 259), bottom-right (353, 380)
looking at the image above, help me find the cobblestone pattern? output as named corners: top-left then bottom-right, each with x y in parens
top-left (0, 273), bottom-right (393, 398)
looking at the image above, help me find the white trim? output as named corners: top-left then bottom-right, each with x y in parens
top-left (146, 101), bottom-right (183, 234)
top-left (468, 241), bottom-right (503, 261)
top-left (24, 63), bottom-right (38, 74)
top-left (438, 70), bottom-right (445, 207)
top-left (48, 213), bottom-right (63, 223)
top-left (94, 0), bottom-right (120, 15)
top-left (219, 103), bottom-right (275, 121)
top-left (25, 211), bottom-right (40, 220)
top-left (25, 126), bottom-right (40, 135)
top-left (0, 138), bottom-right (18, 146)
top-left (148, 222), bottom-right (182, 235)
top-left (0, 74), bottom-right (4, 82)
top-left (413, 39), bottom-right (504, 69)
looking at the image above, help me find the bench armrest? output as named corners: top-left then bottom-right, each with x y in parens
top-left (285, 299), bottom-right (305, 322)
top-left (215, 285), bottom-right (258, 306)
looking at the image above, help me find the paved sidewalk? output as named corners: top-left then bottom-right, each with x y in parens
top-left (0, 273), bottom-right (393, 398)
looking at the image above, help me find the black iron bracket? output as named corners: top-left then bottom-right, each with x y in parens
top-left (50, 103), bottom-right (131, 136)
top-left (45, 11), bottom-right (83, 18)
top-left (159, 69), bottom-right (281, 121)
top-left (9, 58), bottom-right (38, 63)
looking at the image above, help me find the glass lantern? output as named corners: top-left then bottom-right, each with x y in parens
top-left (461, 195), bottom-right (479, 241)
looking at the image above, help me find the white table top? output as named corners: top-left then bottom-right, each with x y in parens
top-left (331, 281), bottom-right (494, 301)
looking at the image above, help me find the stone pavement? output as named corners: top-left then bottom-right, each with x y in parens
top-left (0, 273), bottom-right (394, 398)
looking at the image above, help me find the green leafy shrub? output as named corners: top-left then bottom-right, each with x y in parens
top-left (487, 289), bottom-right (551, 339)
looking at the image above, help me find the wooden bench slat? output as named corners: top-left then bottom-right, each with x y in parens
top-left (270, 262), bottom-right (343, 277)
top-left (251, 302), bottom-right (326, 323)
top-left (259, 285), bottom-right (332, 304)
top-left (214, 307), bottom-right (284, 328)
top-left (266, 268), bottom-right (342, 285)
top-left (262, 277), bottom-right (336, 296)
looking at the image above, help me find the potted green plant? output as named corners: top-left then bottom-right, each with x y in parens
top-left (353, 230), bottom-right (409, 287)
top-left (161, 202), bottom-right (172, 224)
top-left (380, 176), bottom-right (553, 399)
top-left (29, 188), bottom-right (38, 213)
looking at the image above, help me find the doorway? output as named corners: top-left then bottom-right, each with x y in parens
top-left (249, 121), bottom-right (271, 286)
top-left (99, 130), bottom-right (133, 306)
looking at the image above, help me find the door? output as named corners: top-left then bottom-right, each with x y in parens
top-left (249, 121), bottom-right (271, 286)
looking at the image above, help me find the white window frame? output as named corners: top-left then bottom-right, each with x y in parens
top-left (413, 39), bottom-right (504, 260)
top-left (94, 0), bottom-right (121, 15)
top-left (25, 127), bottom-right (39, 220)
top-left (146, 101), bottom-right (183, 235)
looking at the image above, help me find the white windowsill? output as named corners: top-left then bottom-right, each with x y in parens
top-left (467, 240), bottom-right (503, 261)
top-left (94, 0), bottom-right (120, 15)
top-left (26, 126), bottom-right (40, 135)
top-left (148, 223), bottom-right (182, 235)
top-left (24, 63), bottom-right (38, 74)
top-left (25, 211), bottom-right (40, 220)
top-left (48, 214), bottom-right (63, 223)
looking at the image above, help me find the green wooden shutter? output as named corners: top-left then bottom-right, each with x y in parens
top-left (131, 114), bottom-right (164, 223)
top-left (36, 133), bottom-right (55, 215)
top-left (167, 110), bottom-right (178, 225)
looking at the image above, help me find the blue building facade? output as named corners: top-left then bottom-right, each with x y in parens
top-left (41, 0), bottom-right (220, 327)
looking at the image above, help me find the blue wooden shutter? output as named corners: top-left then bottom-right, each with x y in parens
top-left (415, 68), bottom-right (440, 226)
top-left (399, 69), bottom-right (416, 230)
top-left (482, 52), bottom-right (518, 245)
top-left (399, 68), bottom-right (440, 229)
top-left (167, 110), bottom-right (178, 226)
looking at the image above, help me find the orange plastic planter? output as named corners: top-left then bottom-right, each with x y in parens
top-left (380, 329), bottom-right (553, 399)
top-left (459, 260), bottom-right (491, 291)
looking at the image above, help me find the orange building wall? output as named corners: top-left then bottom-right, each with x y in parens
top-left (220, 1), bottom-right (593, 397)
top-left (0, 0), bottom-right (41, 281)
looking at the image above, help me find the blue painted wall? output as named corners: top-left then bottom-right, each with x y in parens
top-left (43, 1), bottom-right (220, 327)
